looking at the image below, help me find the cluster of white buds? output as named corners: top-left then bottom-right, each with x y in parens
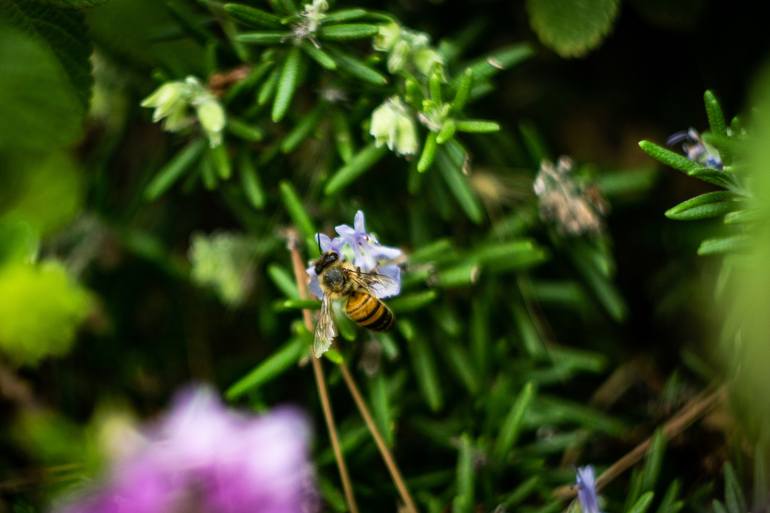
top-left (292, 0), bottom-right (328, 44)
top-left (369, 96), bottom-right (419, 156)
top-left (141, 77), bottom-right (226, 147)
top-left (533, 156), bottom-right (608, 236)
top-left (373, 21), bottom-right (444, 75)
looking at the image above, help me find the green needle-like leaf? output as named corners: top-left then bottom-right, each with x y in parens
top-left (224, 3), bottom-right (282, 28)
top-left (495, 382), bottom-right (535, 459)
top-left (280, 103), bottom-right (325, 153)
top-left (236, 31), bottom-right (290, 44)
top-left (144, 140), bottom-right (206, 201)
top-left (322, 8), bottom-right (368, 23)
top-left (278, 180), bottom-right (316, 240)
top-left (627, 492), bottom-right (655, 513)
top-left (464, 44), bottom-right (533, 83)
top-left (324, 144), bottom-right (388, 195)
top-left (225, 337), bottom-right (306, 399)
top-left (455, 120), bottom-right (500, 133)
top-left (452, 434), bottom-right (475, 513)
top-left (452, 68), bottom-right (473, 112)
top-left (327, 47), bottom-right (388, 85)
top-left (704, 89), bottom-right (728, 137)
top-left (301, 42), bottom-right (336, 69)
top-left (639, 140), bottom-right (700, 174)
top-left (437, 119), bottom-right (456, 144)
top-left (417, 132), bottom-right (439, 173)
top-left (665, 191), bottom-right (739, 221)
top-left (238, 153), bottom-right (265, 210)
top-left (318, 23), bottom-right (378, 40)
top-left (435, 145), bottom-right (484, 224)
top-left (272, 46), bottom-right (303, 122)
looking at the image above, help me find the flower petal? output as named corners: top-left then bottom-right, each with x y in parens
top-left (373, 244), bottom-right (402, 261)
top-left (306, 266), bottom-right (324, 299)
top-left (316, 234), bottom-right (333, 253)
top-left (334, 224), bottom-right (356, 237)
top-left (354, 210), bottom-right (366, 233)
top-left (371, 264), bottom-right (401, 298)
top-left (576, 466), bottom-right (601, 513)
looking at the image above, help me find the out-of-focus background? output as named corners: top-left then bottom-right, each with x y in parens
top-left (2, 1), bottom-right (770, 512)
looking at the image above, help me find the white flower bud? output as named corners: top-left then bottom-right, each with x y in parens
top-left (195, 98), bottom-right (226, 148)
top-left (413, 47), bottom-right (444, 76)
top-left (141, 81), bottom-right (188, 124)
top-left (374, 22), bottom-right (401, 52)
top-left (387, 40), bottom-right (410, 73)
top-left (370, 97), bottom-right (418, 156)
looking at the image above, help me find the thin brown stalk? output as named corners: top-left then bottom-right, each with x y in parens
top-left (287, 232), bottom-right (360, 513)
top-left (338, 361), bottom-right (419, 513)
top-left (553, 386), bottom-right (726, 501)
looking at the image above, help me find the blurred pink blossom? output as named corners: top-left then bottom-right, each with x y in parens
top-left (54, 386), bottom-right (317, 513)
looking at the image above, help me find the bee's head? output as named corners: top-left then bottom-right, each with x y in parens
top-left (314, 251), bottom-right (339, 275)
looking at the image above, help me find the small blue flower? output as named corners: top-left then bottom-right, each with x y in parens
top-left (576, 466), bottom-right (602, 513)
top-left (335, 211), bottom-right (402, 273)
top-left (667, 128), bottom-right (723, 170)
top-left (307, 211), bottom-right (402, 300)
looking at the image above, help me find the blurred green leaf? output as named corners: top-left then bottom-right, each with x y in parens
top-left (627, 491), bottom-right (655, 513)
top-left (641, 430), bottom-right (666, 491)
top-left (280, 103), bottom-right (325, 153)
top-left (1, 0), bottom-right (92, 109)
top-left (224, 3), bottom-right (282, 28)
top-left (0, 220), bottom-right (38, 268)
top-left (495, 381), bottom-right (535, 459)
top-left (279, 180), bottom-right (316, 241)
top-left (0, 260), bottom-right (91, 366)
top-left (697, 236), bottom-right (749, 256)
top-left (239, 152), bottom-right (266, 210)
top-left (0, 24), bottom-right (85, 151)
top-left (325, 144), bottom-right (388, 195)
top-left (226, 337), bottom-right (306, 399)
top-left (452, 434), bottom-right (475, 513)
top-left (409, 336), bottom-right (443, 411)
top-left (0, 152), bottom-right (83, 236)
top-left (436, 144), bottom-right (484, 224)
top-left (724, 463), bottom-right (747, 513)
top-left (527, 0), bottom-right (620, 57)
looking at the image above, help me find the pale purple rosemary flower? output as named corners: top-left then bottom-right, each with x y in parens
top-left (54, 386), bottom-right (317, 513)
top-left (306, 210), bottom-right (402, 300)
top-left (576, 466), bottom-right (602, 513)
top-left (667, 128), bottom-right (723, 169)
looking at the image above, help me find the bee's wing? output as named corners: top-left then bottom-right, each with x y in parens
top-left (345, 268), bottom-right (399, 297)
top-left (313, 295), bottom-right (337, 358)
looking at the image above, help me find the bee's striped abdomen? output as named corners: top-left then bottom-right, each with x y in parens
top-left (345, 291), bottom-right (394, 332)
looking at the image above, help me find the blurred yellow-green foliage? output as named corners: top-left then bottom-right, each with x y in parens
top-left (0, 260), bottom-right (91, 366)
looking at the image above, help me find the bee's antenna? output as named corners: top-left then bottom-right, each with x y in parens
top-left (316, 233), bottom-right (322, 254)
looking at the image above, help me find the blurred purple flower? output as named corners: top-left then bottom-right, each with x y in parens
top-left (667, 128), bottom-right (723, 169)
top-left (54, 386), bottom-right (317, 513)
top-left (307, 210), bottom-right (402, 299)
top-left (576, 466), bottom-right (602, 513)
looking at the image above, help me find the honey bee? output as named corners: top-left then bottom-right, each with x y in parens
top-left (312, 251), bottom-right (396, 358)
